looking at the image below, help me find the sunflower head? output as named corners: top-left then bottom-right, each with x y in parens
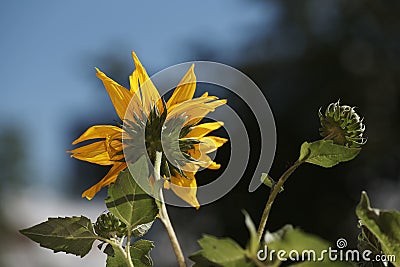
top-left (69, 51), bottom-right (227, 207)
top-left (319, 100), bottom-right (366, 148)
top-left (123, 104), bottom-right (205, 181)
top-left (94, 212), bottom-right (127, 238)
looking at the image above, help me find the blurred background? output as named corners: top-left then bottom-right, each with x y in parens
top-left (1, 0), bottom-right (399, 266)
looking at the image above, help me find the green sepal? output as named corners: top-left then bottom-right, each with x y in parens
top-left (356, 191), bottom-right (400, 267)
top-left (260, 173), bottom-right (284, 193)
top-left (20, 216), bottom-right (97, 257)
top-left (298, 140), bottom-right (361, 167)
top-left (106, 157), bottom-right (158, 230)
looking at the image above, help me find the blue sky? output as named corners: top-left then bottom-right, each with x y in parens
top-left (0, 0), bottom-right (266, 190)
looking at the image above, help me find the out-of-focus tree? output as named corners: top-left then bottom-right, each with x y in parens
top-left (0, 127), bottom-right (28, 191)
top-left (216, 0), bottom-right (400, 246)
top-left (65, 1), bottom-right (400, 263)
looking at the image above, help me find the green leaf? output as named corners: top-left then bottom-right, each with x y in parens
top-left (356, 191), bottom-right (400, 267)
top-left (106, 156), bottom-right (158, 230)
top-left (106, 246), bottom-right (127, 267)
top-left (264, 225), bottom-right (356, 266)
top-left (190, 235), bottom-right (253, 267)
top-left (298, 140), bottom-right (360, 168)
top-left (130, 239), bottom-right (154, 267)
top-left (263, 224), bottom-right (294, 244)
top-left (20, 216), bottom-right (97, 257)
top-left (104, 243), bottom-right (115, 257)
top-left (106, 240), bottom-right (154, 267)
top-left (357, 225), bottom-right (386, 267)
top-left (242, 210), bottom-right (258, 255)
top-left (190, 252), bottom-right (221, 267)
top-left (260, 173), bottom-right (284, 192)
top-left (290, 261), bottom-right (356, 267)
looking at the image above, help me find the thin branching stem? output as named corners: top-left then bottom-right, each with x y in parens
top-left (257, 160), bottom-right (304, 243)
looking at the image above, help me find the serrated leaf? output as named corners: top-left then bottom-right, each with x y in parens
top-left (260, 173), bottom-right (284, 192)
top-left (130, 239), bottom-right (154, 267)
top-left (20, 216), bottom-right (97, 257)
top-left (190, 235), bottom-right (253, 267)
top-left (356, 191), bottom-right (400, 267)
top-left (299, 140), bottom-right (360, 168)
top-left (106, 157), bottom-right (158, 229)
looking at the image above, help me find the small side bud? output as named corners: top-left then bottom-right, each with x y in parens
top-left (319, 100), bottom-right (367, 148)
top-left (94, 212), bottom-right (127, 239)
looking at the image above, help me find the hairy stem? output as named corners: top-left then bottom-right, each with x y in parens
top-left (257, 160), bottom-right (303, 243)
top-left (154, 151), bottom-right (187, 267)
top-left (125, 229), bottom-right (134, 267)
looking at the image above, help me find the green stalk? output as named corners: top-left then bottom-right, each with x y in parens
top-left (125, 229), bottom-right (134, 267)
top-left (256, 160), bottom-right (303, 243)
top-left (154, 151), bottom-right (187, 267)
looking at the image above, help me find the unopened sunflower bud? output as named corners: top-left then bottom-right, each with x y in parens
top-left (319, 100), bottom-right (366, 148)
top-left (94, 212), bottom-right (127, 238)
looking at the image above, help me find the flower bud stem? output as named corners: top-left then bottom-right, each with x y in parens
top-left (154, 151), bottom-right (187, 267)
top-left (257, 160), bottom-right (304, 243)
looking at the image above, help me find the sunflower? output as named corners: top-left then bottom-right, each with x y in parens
top-left (69, 51), bottom-right (227, 208)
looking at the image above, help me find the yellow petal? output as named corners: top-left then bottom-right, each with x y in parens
top-left (129, 69), bottom-right (139, 95)
top-left (167, 96), bottom-right (226, 125)
top-left (131, 51), bottom-right (162, 114)
top-left (125, 69), bottom-right (143, 120)
top-left (167, 64), bottom-right (196, 108)
top-left (69, 141), bottom-right (115, 165)
top-left (200, 136), bottom-right (228, 150)
top-left (82, 162), bottom-right (127, 199)
top-left (168, 172), bottom-right (200, 209)
top-left (186, 136), bottom-right (226, 170)
top-left (187, 99), bottom-right (227, 125)
top-left (188, 148), bottom-right (221, 170)
top-left (185, 121), bottom-right (224, 138)
top-left (72, 125), bottom-right (122, 145)
top-left (96, 68), bottom-right (133, 120)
